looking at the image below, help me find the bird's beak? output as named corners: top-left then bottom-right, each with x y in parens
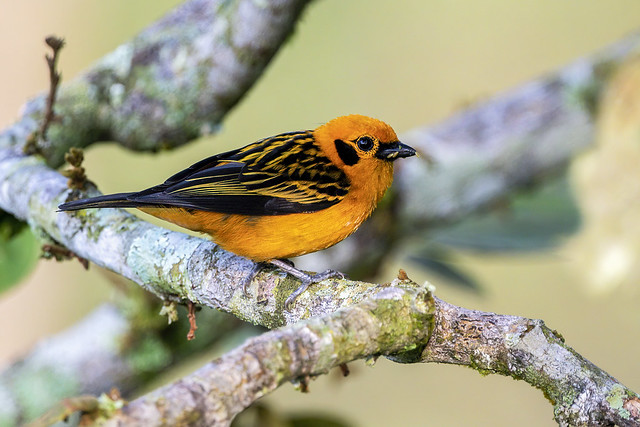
top-left (376, 141), bottom-right (417, 160)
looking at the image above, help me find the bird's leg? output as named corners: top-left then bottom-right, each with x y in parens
top-left (268, 259), bottom-right (345, 309)
top-left (241, 262), bottom-right (267, 296)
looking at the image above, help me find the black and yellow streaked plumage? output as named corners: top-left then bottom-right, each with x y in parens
top-left (62, 130), bottom-right (351, 216)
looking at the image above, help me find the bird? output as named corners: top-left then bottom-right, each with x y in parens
top-left (58, 114), bottom-right (417, 307)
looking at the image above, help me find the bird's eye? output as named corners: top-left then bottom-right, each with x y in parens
top-left (356, 136), bottom-right (374, 152)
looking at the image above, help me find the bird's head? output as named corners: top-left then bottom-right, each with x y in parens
top-left (314, 115), bottom-right (416, 177)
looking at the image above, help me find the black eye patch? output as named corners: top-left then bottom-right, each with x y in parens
top-left (334, 139), bottom-right (359, 166)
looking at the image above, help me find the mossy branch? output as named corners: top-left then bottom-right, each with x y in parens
top-left (424, 299), bottom-right (640, 426)
top-left (93, 285), bottom-right (637, 426)
top-left (0, 302), bottom-right (245, 425)
top-left (6, 0), bottom-right (313, 167)
top-left (101, 281), bottom-right (435, 425)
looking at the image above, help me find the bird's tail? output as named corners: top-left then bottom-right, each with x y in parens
top-left (58, 192), bottom-right (141, 211)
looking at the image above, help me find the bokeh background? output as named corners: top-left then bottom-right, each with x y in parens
top-left (2, 1), bottom-right (640, 426)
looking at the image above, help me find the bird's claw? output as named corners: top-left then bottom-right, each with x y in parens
top-left (244, 259), bottom-right (346, 309)
top-left (241, 262), bottom-right (265, 297)
top-left (284, 278), bottom-right (313, 310)
top-left (283, 268), bottom-right (346, 310)
top-left (312, 269), bottom-right (345, 282)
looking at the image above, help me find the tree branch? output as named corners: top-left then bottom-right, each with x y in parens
top-left (0, 301), bottom-right (245, 425)
top-left (5, 0), bottom-right (313, 167)
top-left (423, 298), bottom-right (640, 426)
top-left (103, 281), bottom-right (435, 426)
top-left (292, 32), bottom-right (640, 274)
top-left (98, 284), bottom-right (639, 426)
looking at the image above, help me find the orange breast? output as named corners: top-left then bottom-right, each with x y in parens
top-left (140, 195), bottom-right (371, 261)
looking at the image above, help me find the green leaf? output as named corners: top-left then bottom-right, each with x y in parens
top-left (290, 415), bottom-right (352, 427)
top-left (409, 245), bottom-right (483, 292)
top-left (0, 210), bottom-right (27, 240)
top-left (231, 403), bottom-right (353, 427)
top-left (0, 213), bottom-right (40, 294)
top-left (408, 176), bottom-right (580, 292)
top-left (431, 176), bottom-right (581, 252)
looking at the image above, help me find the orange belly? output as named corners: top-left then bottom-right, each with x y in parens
top-left (139, 196), bottom-right (377, 261)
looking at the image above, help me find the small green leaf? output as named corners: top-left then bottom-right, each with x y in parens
top-left (290, 415), bottom-right (352, 427)
top-left (431, 176), bottom-right (581, 252)
top-left (0, 210), bottom-right (27, 240)
top-left (409, 246), bottom-right (482, 292)
top-left (0, 214), bottom-right (40, 294)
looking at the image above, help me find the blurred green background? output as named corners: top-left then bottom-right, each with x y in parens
top-left (1, 1), bottom-right (640, 426)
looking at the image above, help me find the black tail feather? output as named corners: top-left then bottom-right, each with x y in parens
top-left (58, 192), bottom-right (141, 211)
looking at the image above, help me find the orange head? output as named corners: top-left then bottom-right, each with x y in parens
top-left (313, 114), bottom-right (415, 195)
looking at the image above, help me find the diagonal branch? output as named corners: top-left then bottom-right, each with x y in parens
top-left (104, 282), bottom-right (435, 426)
top-left (0, 301), bottom-right (246, 426)
top-left (423, 298), bottom-right (640, 426)
top-left (5, 0), bottom-right (313, 167)
top-left (287, 32), bottom-right (640, 274)
top-left (99, 285), bottom-right (639, 426)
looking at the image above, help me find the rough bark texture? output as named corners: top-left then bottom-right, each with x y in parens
top-left (0, 303), bottom-right (244, 426)
top-left (423, 299), bottom-right (640, 426)
top-left (5, 0), bottom-right (312, 167)
top-left (104, 282), bottom-right (435, 426)
top-left (97, 291), bottom-right (640, 426)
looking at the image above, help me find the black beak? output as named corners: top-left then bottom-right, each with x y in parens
top-left (376, 141), bottom-right (417, 160)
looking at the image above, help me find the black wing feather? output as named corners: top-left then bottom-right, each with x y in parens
top-left (123, 131), bottom-right (350, 216)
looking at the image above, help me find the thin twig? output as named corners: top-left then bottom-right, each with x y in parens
top-left (24, 36), bottom-right (65, 155)
top-left (42, 243), bottom-right (89, 269)
top-left (41, 36), bottom-right (65, 140)
top-left (186, 301), bottom-right (198, 341)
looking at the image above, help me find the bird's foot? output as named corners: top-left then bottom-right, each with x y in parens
top-left (268, 259), bottom-right (345, 309)
top-left (241, 262), bottom-right (267, 297)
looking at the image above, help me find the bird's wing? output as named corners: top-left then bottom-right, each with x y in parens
top-left (129, 131), bottom-right (350, 216)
